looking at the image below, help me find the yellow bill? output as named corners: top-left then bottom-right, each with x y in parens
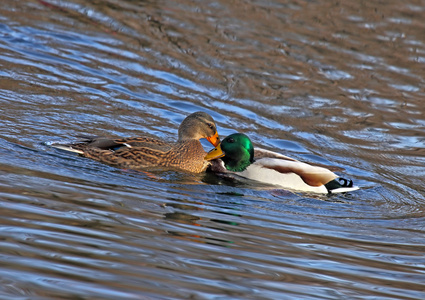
top-left (204, 144), bottom-right (225, 160)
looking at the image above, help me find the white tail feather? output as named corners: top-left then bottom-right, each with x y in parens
top-left (329, 186), bottom-right (360, 194)
top-left (52, 144), bottom-right (84, 155)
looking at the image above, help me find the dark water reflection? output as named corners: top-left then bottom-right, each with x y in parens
top-left (1, 0), bottom-right (425, 299)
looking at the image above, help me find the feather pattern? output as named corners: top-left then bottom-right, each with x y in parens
top-left (205, 133), bottom-right (359, 194)
top-left (52, 112), bottom-right (220, 173)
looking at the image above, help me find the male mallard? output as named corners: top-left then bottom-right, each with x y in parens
top-left (205, 133), bottom-right (359, 194)
top-left (53, 111), bottom-right (220, 173)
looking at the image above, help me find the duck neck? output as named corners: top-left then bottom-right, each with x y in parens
top-left (222, 156), bottom-right (251, 172)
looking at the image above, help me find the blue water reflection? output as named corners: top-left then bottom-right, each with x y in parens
top-left (1, 0), bottom-right (425, 299)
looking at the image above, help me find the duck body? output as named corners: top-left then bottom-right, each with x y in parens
top-left (53, 111), bottom-right (220, 173)
top-left (206, 133), bottom-right (359, 194)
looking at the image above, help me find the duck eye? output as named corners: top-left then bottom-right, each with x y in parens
top-left (226, 137), bottom-right (235, 143)
top-left (207, 123), bottom-right (214, 130)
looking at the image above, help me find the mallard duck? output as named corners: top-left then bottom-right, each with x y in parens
top-left (205, 133), bottom-right (359, 194)
top-left (53, 111), bottom-right (220, 173)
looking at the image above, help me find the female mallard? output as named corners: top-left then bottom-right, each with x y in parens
top-left (205, 133), bottom-right (359, 194)
top-left (53, 111), bottom-right (220, 173)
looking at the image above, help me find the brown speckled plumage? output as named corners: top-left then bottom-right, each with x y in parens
top-left (53, 112), bottom-right (220, 173)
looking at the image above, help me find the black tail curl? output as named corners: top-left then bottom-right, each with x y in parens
top-left (338, 177), bottom-right (354, 188)
top-left (324, 177), bottom-right (356, 193)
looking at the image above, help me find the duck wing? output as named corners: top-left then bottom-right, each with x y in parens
top-left (254, 147), bottom-right (299, 161)
top-left (52, 136), bottom-right (172, 154)
top-left (81, 145), bottom-right (171, 169)
top-left (257, 158), bottom-right (338, 187)
top-left (255, 147), bottom-right (344, 172)
top-left (113, 137), bottom-right (171, 151)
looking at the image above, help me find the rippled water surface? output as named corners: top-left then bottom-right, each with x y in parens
top-left (1, 0), bottom-right (425, 299)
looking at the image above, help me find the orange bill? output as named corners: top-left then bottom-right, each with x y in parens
top-left (206, 132), bottom-right (220, 147)
top-left (204, 144), bottom-right (225, 161)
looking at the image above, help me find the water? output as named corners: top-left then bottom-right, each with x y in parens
top-left (1, 0), bottom-right (425, 299)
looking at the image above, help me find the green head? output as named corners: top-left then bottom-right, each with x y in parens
top-left (220, 133), bottom-right (254, 172)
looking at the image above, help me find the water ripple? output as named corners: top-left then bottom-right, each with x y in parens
top-left (1, 0), bottom-right (425, 299)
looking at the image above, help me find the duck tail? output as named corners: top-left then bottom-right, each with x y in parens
top-left (325, 177), bottom-right (359, 194)
top-left (49, 136), bottom-right (101, 155)
top-left (51, 143), bottom-right (84, 155)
